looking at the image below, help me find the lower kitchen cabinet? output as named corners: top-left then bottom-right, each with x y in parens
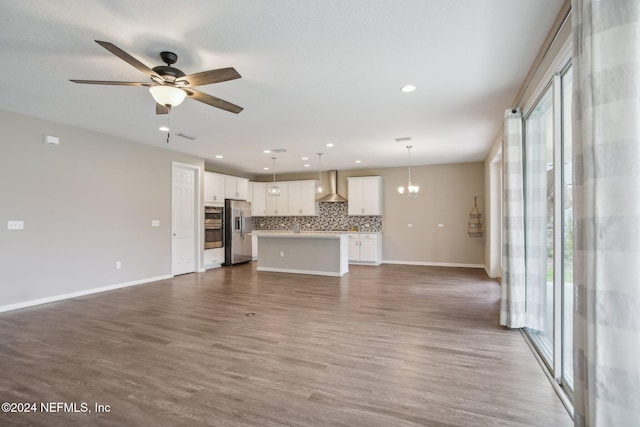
top-left (347, 233), bottom-right (382, 265)
top-left (204, 247), bottom-right (224, 269)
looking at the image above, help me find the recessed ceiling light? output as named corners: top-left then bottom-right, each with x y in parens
top-left (263, 167), bottom-right (269, 170)
top-left (159, 126), bottom-right (170, 132)
top-left (301, 156), bottom-right (309, 160)
top-left (325, 143), bottom-right (334, 147)
top-left (401, 84), bottom-right (416, 93)
top-left (355, 160), bottom-right (362, 164)
top-left (215, 155), bottom-right (223, 159)
top-left (304, 164), bottom-right (310, 167)
top-left (263, 150), bottom-right (271, 154)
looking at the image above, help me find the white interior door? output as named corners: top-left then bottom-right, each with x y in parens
top-left (172, 164), bottom-right (196, 275)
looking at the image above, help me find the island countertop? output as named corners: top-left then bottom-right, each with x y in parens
top-left (255, 232), bottom-right (349, 276)
top-left (252, 230), bottom-right (346, 238)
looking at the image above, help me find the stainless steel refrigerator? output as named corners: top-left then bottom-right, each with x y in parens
top-left (224, 199), bottom-right (252, 265)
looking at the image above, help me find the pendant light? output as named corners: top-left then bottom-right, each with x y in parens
top-left (398, 145), bottom-right (419, 198)
top-left (268, 157), bottom-right (280, 196)
top-left (315, 153), bottom-right (325, 196)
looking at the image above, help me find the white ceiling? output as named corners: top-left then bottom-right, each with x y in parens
top-left (0, 0), bottom-right (563, 175)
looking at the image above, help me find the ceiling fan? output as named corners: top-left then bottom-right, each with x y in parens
top-left (70, 40), bottom-right (243, 115)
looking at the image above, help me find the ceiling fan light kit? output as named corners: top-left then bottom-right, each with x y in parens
top-left (71, 40), bottom-right (243, 115)
top-left (149, 85), bottom-right (186, 107)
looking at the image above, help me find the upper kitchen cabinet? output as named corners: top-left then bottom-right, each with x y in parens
top-left (287, 180), bottom-right (318, 216)
top-left (251, 182), bottom-right (267, 216)
top-left (204, 172), bottom-right (226, 205)
top-left (347, 176), bottom-right (382, 216)
top-left (225, 176), bottom-right (249, 200)
top-left (265, 184), bottom-right (289, 216)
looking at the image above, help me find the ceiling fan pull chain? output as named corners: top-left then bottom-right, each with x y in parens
top-left (166, 117), bottom-right (171, 144)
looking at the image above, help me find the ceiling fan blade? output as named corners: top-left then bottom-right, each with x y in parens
top-left (95, 40), bottom-right (158, 78)
top-left (156, 103), bottom-right (170, 115)
top-left (70, 79), bottom-right (151, 86)
top-left (178, 67), bottom-right (241, 87)
top-left (186, 89), bottom-right (243, 114)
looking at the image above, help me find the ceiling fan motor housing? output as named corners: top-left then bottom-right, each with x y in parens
top-left (152, 52), bottom-right (185, 83)
top-left (159, 51), bottom-right (178, 65)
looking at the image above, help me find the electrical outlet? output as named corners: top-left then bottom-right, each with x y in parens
top-left (408, 224), bottom-right (413, 228)
top-left (151, 220), bottom-right (160, 227)
top-left (7, 221), bottom-right (24, 230)
top-left (280, 251), bottom-right (284, 257)
top-left (438, 224), bottom-right (444, 228)
top-left (116, 261), bottom-right (121, 269)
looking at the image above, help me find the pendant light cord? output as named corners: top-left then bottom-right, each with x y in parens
top-left (407, 145), bottom-right (412, 184)
top-left (272, 157), bottom-right (277, 183)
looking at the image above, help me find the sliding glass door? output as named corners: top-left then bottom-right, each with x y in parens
top-left (523, 64), bottom-right (573, 396)
top-left (560, 66), bottom-right (573, 393)
top-left (524, 85), bottom-right (554, 363)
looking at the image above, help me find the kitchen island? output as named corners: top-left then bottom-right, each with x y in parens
top-left (255, 231), bottom-right (349, 277)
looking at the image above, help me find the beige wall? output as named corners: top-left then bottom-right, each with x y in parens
top-left (0, 109), bottom-right (204, 308)
top-left (256, 162), bottom-right (485, 266)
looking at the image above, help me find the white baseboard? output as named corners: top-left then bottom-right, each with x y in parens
top-left (0, 274), bottom-right (173, 314)
top-left (382, 260), bottom-right (485, 269)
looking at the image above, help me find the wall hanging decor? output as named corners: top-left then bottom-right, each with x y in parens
top-left (468, 196), bottom-right (483, 237)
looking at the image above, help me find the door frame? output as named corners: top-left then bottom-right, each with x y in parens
top-left (171, 161), bottom-right (203, 275)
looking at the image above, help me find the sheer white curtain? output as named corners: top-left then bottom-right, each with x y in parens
top-left (524, 101), bottom-right (551, 332)
top-left (572, 0), bottom-right (640, 425)
top-left (500, 109), bottom-right (526, 328)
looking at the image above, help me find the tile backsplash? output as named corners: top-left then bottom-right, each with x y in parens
top-left (252, 202), bottom-right (382, 232)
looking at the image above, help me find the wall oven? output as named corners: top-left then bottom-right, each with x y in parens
top-left (204, 206), bottom-right (223, 249)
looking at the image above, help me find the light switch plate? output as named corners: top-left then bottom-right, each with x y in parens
top-left (152, 220), bottom-right (160, 227)
top-left (8, 221), bottom-right (24, 230)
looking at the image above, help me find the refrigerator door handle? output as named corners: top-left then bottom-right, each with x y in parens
top-left (240, 210), bottom-right (244, 238)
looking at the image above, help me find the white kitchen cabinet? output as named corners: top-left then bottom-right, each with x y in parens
top-left (204, 172), bottom-right (226, 205)
top-left (287, 180), bottom-right (318, 216)
top-left (204, 247), bottom-right (224, 269)
top-left (251, 182), bottom-right (267, 216)
top-left (265, 183), bottom-right (289, 215)
top-left (347, 233), bottom-right (382, 265)
top-left (246, 182), bottom-right (253, 203)
top-left (347, 176), bottom-right (382, 215)
top-left (225, 176), bottom-right (249, 200)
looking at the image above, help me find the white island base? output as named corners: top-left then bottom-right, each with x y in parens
top-left (256, 232), bottom-right (349, 277)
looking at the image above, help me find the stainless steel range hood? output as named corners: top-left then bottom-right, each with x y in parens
top-left (318, 170), bottom-right (347, 202)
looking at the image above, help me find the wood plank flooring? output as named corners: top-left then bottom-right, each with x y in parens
top-left (0, 263), bottom-right (572, 426)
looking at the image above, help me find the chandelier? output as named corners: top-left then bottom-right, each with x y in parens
top-left (398, 145), bottom-right (419, 198)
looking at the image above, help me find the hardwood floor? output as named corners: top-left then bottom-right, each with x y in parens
top-left (0, 263), bottom-right (572, 426)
